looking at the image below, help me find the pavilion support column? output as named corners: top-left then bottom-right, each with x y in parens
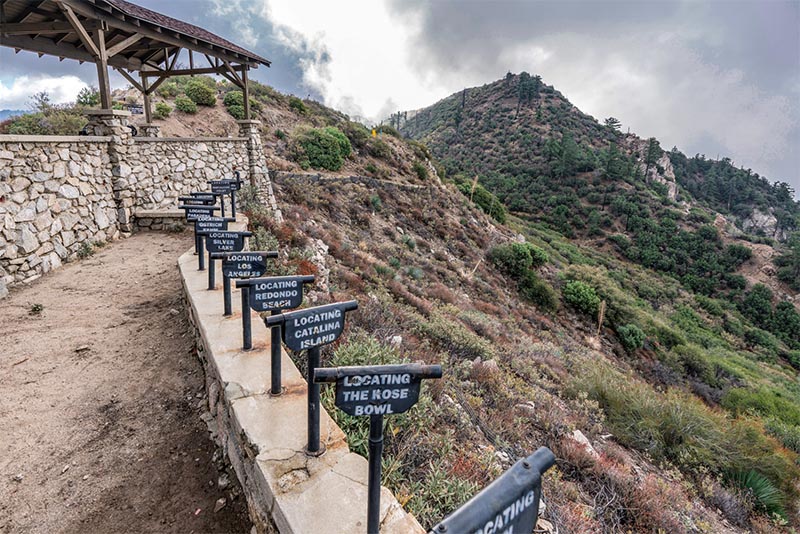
top-left (237, 119), bottom-right (281, 222)
top-left (242, 67), bottom-right (251, 120)
top-left (138, 73), bottom-right (161, 138)
top-left (94, 29), bottom-right (111, 109)
top-left (85, 109), bottom-right (137, 233)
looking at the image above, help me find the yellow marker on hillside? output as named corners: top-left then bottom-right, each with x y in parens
top-left (371, 129), bottom-right (377, 137)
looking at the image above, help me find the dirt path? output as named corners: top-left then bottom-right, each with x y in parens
top-left (0, 232), bottom-right (251, 534)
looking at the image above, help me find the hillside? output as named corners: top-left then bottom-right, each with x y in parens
top-left (396, 73), bottom-right (799, 242)
top-left (121, 75), bottom-right (800, 532)
top-left (4, 75), bottom-right (800, 532)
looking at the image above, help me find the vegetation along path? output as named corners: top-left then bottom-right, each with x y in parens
top-left (0, 231), bottom-right (251, 534)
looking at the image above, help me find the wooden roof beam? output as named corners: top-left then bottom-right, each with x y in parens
top-left (56, 1), bottom-right (100, 57)
top-left (106, 31), bottom-right (141, 57)
top-left (61, 0), bottom-right (258, 68)
top-left (0, 33), bottom-right (141, 69)
top-left (1, 20), bottom-right (102, 35)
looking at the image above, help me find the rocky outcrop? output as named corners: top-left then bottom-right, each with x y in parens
top-left (739, 208), bottom-right (789, 241)
top-left (625, 137), bottom-right (678, 201)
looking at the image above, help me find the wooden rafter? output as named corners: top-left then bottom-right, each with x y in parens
top-left (57, 2), bottom-right (100, 57)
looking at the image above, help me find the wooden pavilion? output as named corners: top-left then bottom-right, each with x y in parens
top-left (0, 0), bottom-right (271, 121)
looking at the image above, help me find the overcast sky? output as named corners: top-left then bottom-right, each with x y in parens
top-left (1, 0), bottom-right (798, 192)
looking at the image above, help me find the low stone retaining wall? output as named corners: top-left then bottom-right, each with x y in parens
top-left (132, 210), bottom-right (187, 232)
top-left (1, 109), bottom-right (278, 298)
top-left (0, 136), bottom-right (118, 295)
top-left (179, 226), bottom-right (423, 534)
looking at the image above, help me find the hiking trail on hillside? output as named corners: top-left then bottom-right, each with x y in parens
top-left (0, 231), bottom-right (251, 534)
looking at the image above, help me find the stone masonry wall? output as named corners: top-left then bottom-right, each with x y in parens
top-left (0, 111), bottom-right (273, 298)
top-left (0, 137), bottom-right (119, 294)
top-left (133, 138), bottom-right (248, 211)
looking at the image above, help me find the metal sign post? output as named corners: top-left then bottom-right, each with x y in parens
top-left (179, 204), bottom-right (221, 269)
top-left (230, 173), bottom-right (243, 218)
top-left (429, 447), bottom-right (556, 534)
top-left (235, 275), bottom-right (315, 353)
top-left (210, 179), bottom-right (235, 218)
top-left (314, 363), bottom-right (443, 534)
top-left (266, 300), bottom-right (359, 456)
top-left (199, 230), bottom-right (252, 290)
top-left (210, 251), bottom-right (278, 316)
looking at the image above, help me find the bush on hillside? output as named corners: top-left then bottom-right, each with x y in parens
top-left (457, 181), bottom-right (507, 223)
top-left (222, 90), bottom-right (261, 119)
top-left (153, 102), bottom-right (172, 120)
top-left (174, 95), bottom-right (197, 114)
top-left (518, 271), bottom-right (559, 312)
top-left (185, 79), bottom-right (216, 106)
top-left (293, 126), bottom-right (352, 171)
top-left (617, 323), bottom-right (645, 352)
top-left (489, 242), bottom-right (548, 280)
top-left (367, 138), bottom-right (392, 160)
top-left (563, 280), bottom-right (601, 317)
top-left (289, 96), bottom-right (307, 114)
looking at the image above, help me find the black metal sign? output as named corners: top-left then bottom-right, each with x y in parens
top-left (210, 180), bottom-right (234, 194)
top-left (239, 275), bottom-right (315, 312)
top-left (179, 204), bottom-right (219, 221)
top-left (179, 193), bottom-right (216, 204)
top-left (281, 301), bottom-right (359, 351)
top-left (429, 447), bottom-right (556, 534)
top-left (316, 363), bottom-right (442, 417)
top-left (221, 252), bottom-right (273, 279)
top-left (195, 216), bottom-right (230, 233)
top-left (201, 230), bottom-right (250, 253)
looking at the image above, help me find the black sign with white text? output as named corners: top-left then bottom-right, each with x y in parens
top-left (222, 252), bottom-right (271, 279)
top-left (195, 217), bottom-right (229, 233)
top-left (322, 364), bottom-right (442, 417)
top-left (179, 204), bottom-right (219, 221)
top-left (282, 301), bottom-right (358, 351)
top-left (202, 231), bottom-right (249, 253)
top-left (210, 180), bottom-right (234, 194)
top-left (245, 275), bottom-right (311, 312)
top-left (428, 447), bottom-right (555, 534)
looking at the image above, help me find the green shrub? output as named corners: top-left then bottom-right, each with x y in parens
top-left (764, 418), bottom-right (800, 454)
top-left (294, 127), bottom-right (351, 171)
top-left (368, 139), bottom-right (392, 160)
top-left (412, 161), bottom-right (428, 180)
top-left (617, 324), bottom-right (645, 352)
top-left (378, 124), bottom-right (400, 137)
top-left (226, 104), bottom-right (245, 120)
top-left (456, 181), bottom-right (506, 223)
top-left (153, 102), bottom-right (172, 120)
top-left (222, 90), bottom-right (260, 119)
top-left (488, 242), bottom-right (538, 279)
top-left (518, 271), bottom-right (559, 312)
top-left (156, 81), bottom-right (179, 98)
top-left (342, 121), bottom-right (371, 149)
top-left (289, 96), bottom-right (307, 114)
top-left (185, 79), bottom-right (216, 106)
top-left (76, 87), bottom-right (100, 107)
top-left (562, 280), bottom-right (601, 317)
top-left (671, 344), bottom-right (714, 383)
top-left (174, 95), bottom-right (197, 114)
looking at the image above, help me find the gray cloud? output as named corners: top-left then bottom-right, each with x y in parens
top-left (389, 0), bottom-right (800, 192)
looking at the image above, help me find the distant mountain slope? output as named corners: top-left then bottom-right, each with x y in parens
top-left (397, 73), bottom-right (798, 240)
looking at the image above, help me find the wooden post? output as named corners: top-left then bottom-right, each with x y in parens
top-left (141, 72), bottom-right (152, 123)
top-left (94, 29), bottom-right (111, 109)
top-left (242, 66), bottom-right (250, 120)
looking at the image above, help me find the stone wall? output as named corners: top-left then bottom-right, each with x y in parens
top-left (133, 138), bottom-right (248, 211)
top-left (0, 136), bottom-right (118, 295)
top-left (0, 110), bottom-right (277, 298)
